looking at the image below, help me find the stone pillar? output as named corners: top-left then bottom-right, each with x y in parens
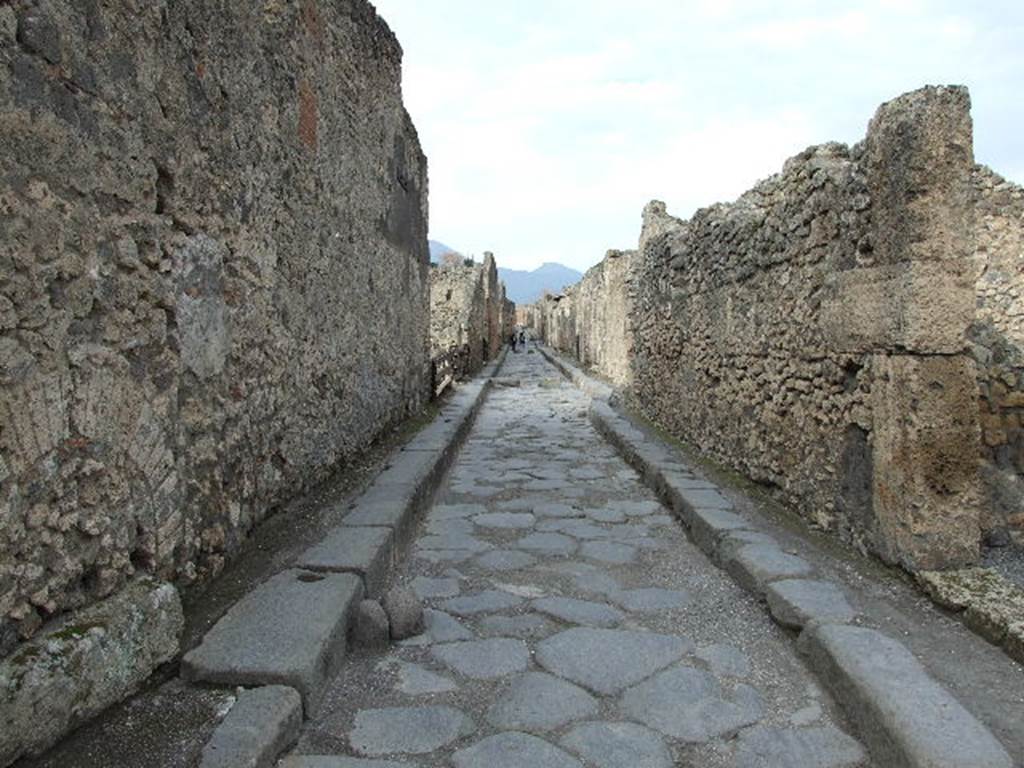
top-left (864, 86), bottom-right (981, 570)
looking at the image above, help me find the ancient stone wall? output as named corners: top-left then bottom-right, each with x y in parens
top-left (972, 167), bottom-right (1024, 538)
top-left (429, 256), bottom-right (513, 379)
top-left (0, 0), bottom-right (429, 650)
top-left (537, 86), bottom-right (993, 571)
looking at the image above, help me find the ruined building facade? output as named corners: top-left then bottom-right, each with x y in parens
top-left (1, 0), bottom-right (428, 668)
top-left (533, 86), bottom-right (1024, 573)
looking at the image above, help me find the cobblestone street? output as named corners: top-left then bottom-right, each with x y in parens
top-left (284, 349), bottom-right (870, 767)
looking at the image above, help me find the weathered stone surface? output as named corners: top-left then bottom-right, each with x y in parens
top-left (475, 550), bottom-right (538, 571)
top-left (478, 614), bottom-right (556, 639)
top-left (734, 725), bottom-right (867, 768)
top-left (531, 597), bottom-right (624, 627)
top-left (695, 644), bottom-right (751, 678)
top-left (280, 758), bottom-right (419, 768)
top-left (352, 601), bottom-right (390, 648)
top-left (486, 672), bottom-right (598, 731)
top-left (296, 527), bottom-right (393, 596)
top-left (559, 721), bottom-right (672, 768)
top-left (534, 86), bottom-right (1000, 573)
top-left (800, 624), bottom-right (1013, 767)
top-left (473, 512), bottom-right (536, 529)
top-left (399, 609), bottom-right (473, 646)
top-left (536, 628), bottom-right (691, 694)
top-left (516, 532), bottom-right (578, 556)
top-left (452, 733), bottom-right (582, 768)
top-left (765, 580), bottom-right (857, 629)
top-left (441, 590), bottom-right (522, 616)
top-left (411, 576), bottom-right (461, 600)
top-left (181, 570), bottom-right (362, 714)
top-left (580, 541), bottom-right (637, 564)
top-left (620, 665), bottom-right (762, 742)
top-left (198, 686), bottom-right (302, 768)
top-left (723, 544), bottom-right (814, 596)
top-left (382, 587), bottom-right (424, 641)
top-left (611, 588), bottom-right (690, 612)
top-left (0, 0), bottom-right (430, 653)
top-left (395, 663), bottom-right (456, 695)
top-left (349, 706), bottom-right (475, 755)
top-left (688, 508), bottom-right (756, 559)
top-left (0, 579), bottom-right (182, 764)
top-left (432, 638), bottom-right (530, 679)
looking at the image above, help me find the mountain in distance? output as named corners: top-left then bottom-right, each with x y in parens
top-left (498, 262), bottom-right (583, 305)
top-left (428, 239), bottom-right (460, 263)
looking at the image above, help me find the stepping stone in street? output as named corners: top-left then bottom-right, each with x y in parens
top-left (441, 590), bottom-right (523, 616)
top-left (395, 662), bottom-right (457, 695)
top-left (452, 732), bottom-right (582, 768)
top-left (486, 672), bottom-right (599, 731)
top-left (612, 588), bottom-right (690, 612)
top-left (516, 532), bottom-right (577, 556)
top-left (432, 638), bottom-right (530, 679)
top-left (418, 532), bottom-right (493, 554)
top-left (559, 721), bottom-right (673, 768)
top-left (411, 576), bottom-right (460, 600)
top-left (399, 609), bottom-right (473, 646)
top-left (349, 706), bottom-right (475, 755)
top-left (696, 643), bottom-right (751, 678)
top-left (473, 512), bottom-right (536, 529)
top-left (536, 628), bottom-right (692, 695)
top-left (475, 550), bottom-right (537, 571)
top-left (620, 665), bottom-right (762, 742)
top-left (531, 596), bottom-right (625, 628)
top-left (734, 725), bottom-right (866, 768)
top-left (478, 614), bottom-right (557, 639)
top-left (581, 541), bottom-right (637, 565)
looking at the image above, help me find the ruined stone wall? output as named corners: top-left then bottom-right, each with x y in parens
top-left (539, 86), bottom-right (987, 572)
top-left (542, 249), bottom-right (636, 388)
top-left (972, 168), bottom-right (1024, 537)
top-left (0, 0), bottom-right (429, 647)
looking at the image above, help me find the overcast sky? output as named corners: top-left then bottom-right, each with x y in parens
top-left (372, 0), bottom-right (1024, 273)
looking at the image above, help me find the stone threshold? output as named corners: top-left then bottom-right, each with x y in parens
top-left (538, 345), bottom-right (1015, 768)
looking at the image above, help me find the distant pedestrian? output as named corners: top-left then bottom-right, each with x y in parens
top-left (518, 329), bottom-right (526, 349)
top-left (510, 330), bottom-right (518, 352)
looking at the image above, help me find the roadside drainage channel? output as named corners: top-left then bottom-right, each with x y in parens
top-left (186, 349), bottom-right (508, 768)
top-left (538, 345), bottom-right (1015, 768)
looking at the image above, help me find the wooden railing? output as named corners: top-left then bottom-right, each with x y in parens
top-left (431, 345), bottom-right (465, 398)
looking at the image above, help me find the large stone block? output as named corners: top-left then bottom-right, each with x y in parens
top-left (0, 579), bottom-right (183, 765)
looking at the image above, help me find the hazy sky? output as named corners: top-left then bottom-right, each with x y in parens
top-left (372, 1), bottom-right (1024, 273)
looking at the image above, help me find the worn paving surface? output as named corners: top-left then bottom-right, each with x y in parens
top-left (287, 350), bottom-right (871, 767)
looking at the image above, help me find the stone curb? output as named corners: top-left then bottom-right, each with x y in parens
top-left (542, 347), bottom-right (1014, 768)
top-left (536, 345), bottom-right (614, 400)
top-left (198, 685), bottom-right (302, 768)
top-left (184, 349), bottom-right (506, 741)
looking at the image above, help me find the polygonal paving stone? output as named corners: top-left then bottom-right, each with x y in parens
top-left (349, 706), bottom-right (475, 755)
top-left (532, 597), bottom-right (624, 628)
top-left (620, 665), bottom-right (762, 742)
top-left (280, 758), bottom-right (420, 768)
top-left (696, 644), bottom-right (751, 678)
top-left (399, 609), bottom-right (473, 646)
top-left (441, 590), bottom-right (523, 616)
top-left (452, 732), bottom-right (582, 768)
top-left (536, 628), bottom-right (692, 695)
top-left (426, 518), bottom-right (475, 536)
top-left (611, 588), bottom-right (690, 612)
top-left (581, 541), bottom-right (637, 565)
top-left (474, 512), bottom-right (536, 529)
top-left (478, 613), bottom-right (556, 638)
top-left (486, 672), bottom-right (599, 731)
top-left (614, 500), bottom-right (661, 517)
top-left (555, 520), bottom-right (612, 540)
top-left (553, 561), bottom-right (622, 596)
top-left (533, 503), bottom-right (584, 518)
top-left (734, 725), bottom-right (867, 768)
top-left (475, 550), bottom-right (537, 571)
top-left (430, 504), bottom-right (487, 520)
top-left (586, 507), bottom-right (627, 523)
top-left (411, 576), bottom-right (460, 600)
top-left (415, 549), bottom-right (476, 564)
top-left (418, 533), bottom-right (493, 554)
top-left (395, 662), bottom-right (457, 695)
top-left (432, 638), bottom-right (530, 679)
top-left (516, 532), bottom-right (577, 556)
top-left (559, 721), bottom-right (672, 768)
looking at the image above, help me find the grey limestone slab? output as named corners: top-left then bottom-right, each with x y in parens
top-left (688, 507), bottom-right (756, 558)
top-left (398, 609), bottom-right (473, 646)
top-left (280, 757), bottom-right (420, 768)
top-left (611, 588), bottom-right (690, 612)
top-left (441, 589), bottom-right (523, 616)
top-left (349, 706), bottom-right (475, 755)
top-left (723, 544), bottom-right (814, 596)
top-left (516, 532), bottom-right (577, 556)
top-left (734, 724), bottom-right (867, 768)
top-left (531, 596), bottom-right (624, 628)
top-left (199, 685), bottom-right (302, 768)
top-left (473, 512), bottom-right (536, 529)
top-left (452, 732), bottom-right (582, 768)
top-left (181, 570), bottom-right (363, 714)
top-left (411, 575), bottom-right (461, 600)
top-left (559, 721), bottom-right (672, 768)
top-left (536, 628), bottom-right (692, 695)
top-left (800, 624), bottom-right (1013, 768)
top-left (295, 526), bottom-right (392, 595)
top-left (765, 579), bottom-right (856, 629)
top-left (475, 550), bottom-right (537, 571)
top-left (432, 638), bottom-right (530, 679)
top-left (581, 541), bottom-right (637, 564)
top-left (478, 614), bottom-right (557, 639)
top-left (695, 643), bottom-right (751, 678)
top-left (619, 665), bottom-right (762, 743)
top-left (486, 672), bottom-right (599, 731)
